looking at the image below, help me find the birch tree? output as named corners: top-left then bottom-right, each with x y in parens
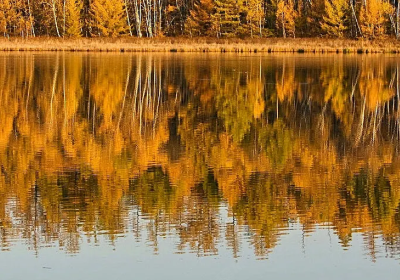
top-left (276, 0), bottom-right (297, 38)
top-left (359, 0), bottom-right (393, 38)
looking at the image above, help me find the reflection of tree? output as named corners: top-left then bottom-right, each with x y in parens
top-left (1, 54), bottom-right (400, 259)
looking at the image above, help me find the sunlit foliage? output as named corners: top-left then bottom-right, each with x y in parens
top-left (0, 0), bottom-right (399, 38)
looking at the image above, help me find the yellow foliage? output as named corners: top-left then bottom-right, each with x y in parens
top-left (360, 0), bottom-right (393, 38)
top-left (65, 0), bottom-right (82, 37)
top-left (321, 0), bottom-right (349, 37)
top-left (90, 0), bottom-right (127, 37)
top-left (276, 0), bottom-right (297, 38)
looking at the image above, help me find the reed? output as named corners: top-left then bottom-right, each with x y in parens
top-left (0, 37), bottom-right (400, 53)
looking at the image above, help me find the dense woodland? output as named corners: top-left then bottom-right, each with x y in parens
top-left (1, 0), bottom-right (400, 39)
top-left (1, 54), bottom-right (400, 257)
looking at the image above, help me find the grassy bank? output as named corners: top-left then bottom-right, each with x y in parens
top-left (0, 37), bottom-right (399, 53)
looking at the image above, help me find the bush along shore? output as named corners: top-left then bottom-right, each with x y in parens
top-left (1, 38), bottom-right (400, 53)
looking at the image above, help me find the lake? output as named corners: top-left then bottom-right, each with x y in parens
top-left (0, 53), bottom-right (400, 279)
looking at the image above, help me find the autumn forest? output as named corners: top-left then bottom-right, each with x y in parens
top-left (1, 0), bottom-right (400, 39)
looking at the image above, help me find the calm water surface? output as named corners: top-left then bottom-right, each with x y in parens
top-left (1, 53), bottom-right (400, 279)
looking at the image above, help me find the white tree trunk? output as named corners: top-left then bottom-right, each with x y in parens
top-left (52, 0), bottom-right (61, 37)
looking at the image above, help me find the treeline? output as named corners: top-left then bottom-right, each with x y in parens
top-left (1, 0), bottom-right (400, 39)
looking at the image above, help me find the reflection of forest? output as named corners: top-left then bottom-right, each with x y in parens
top-left (1, 53), bottom-right (400, 258)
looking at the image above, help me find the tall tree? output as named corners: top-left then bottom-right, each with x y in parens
top-left (185, 0), bottom-right (214, 36)
top-left (65, 0), bottom-right (82, 37)
top-left (276, 0), bottom-right (297, 38)
top-left (131, 0), bottom-right (143, 37)
top-left (0, 0), bottom-right (33, 37)
top-left (0, 0), bottom-right (12, 37)
top-left (211, 0), bottom-right (241, 37)
top-left (91, 0), bottom-right (127, 37)
top-left (359, 0), bottom-right (393, 38)
top-left (296, 0), bottom-right (324, 36)
top-left (51, 0), bottom-right (62, 37)
top-left (321, 0), bottom-right (350, 37)
top-left (241, 0), bottom-right (265, 37)
top-left (165, 0), bottom-right (193, 36)
top-left (31, 0), bottom-right (53, 35)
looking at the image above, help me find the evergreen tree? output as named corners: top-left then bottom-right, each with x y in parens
top-left (65, 0), bottom-right (82, 37)
top-left (211, 0), bottom-right (241, 38)
top-left (185, 0), bottom-right (214, 36)
top-left (294, 0), bottom-right (324, 36)
top-left (31, 0), bottom-right (53, 35)
top-left (91, 0), bottom-right (127, 37)
top-left (321, 0), bottom-right (350, 37)
top-left (30, 0), bottom-right (63, 36)
top-left (307, 0), bottom-right (325, 36)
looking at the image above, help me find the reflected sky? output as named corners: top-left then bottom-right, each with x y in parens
top-left (1, 224), bottom-right (399, 280)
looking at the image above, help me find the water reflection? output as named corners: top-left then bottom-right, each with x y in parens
top-left (1, 53), bottom-right (400, 260)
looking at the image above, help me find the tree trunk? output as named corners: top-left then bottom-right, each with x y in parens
top-left (350, 1), bottom-right (362, 37)
top-left (27, 0), bottom-right (35, 37)
top-left (133, 0), bottom-right (142, 37)
top-left (125, 0), bottom-right (133, 36)
top-left (52, 0), bottom-right (61, 37)
top-left (153, 0), bottom-right (157, 36)
top-left (397, 0), bottom-right (400, 39)
top-left (63, 0), bottom-right (66, 36)
top-left (158, 0), bottom-right (162, 35)
top-left (143, 0), bottom-right (153, 37)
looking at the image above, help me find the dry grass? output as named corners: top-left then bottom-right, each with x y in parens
top-left (0, 37), bottom-right (399, 53)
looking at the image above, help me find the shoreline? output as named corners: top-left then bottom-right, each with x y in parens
top-left (0, 37), bottom-right (399, 53)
